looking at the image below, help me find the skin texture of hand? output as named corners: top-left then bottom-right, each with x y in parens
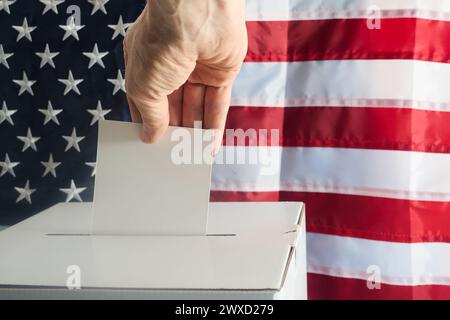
top-left (123, 0), bottom-right (248, 153)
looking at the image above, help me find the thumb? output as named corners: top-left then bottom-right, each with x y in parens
top-left (124, 22), bottom-right (185, 143)
top-left (124, 39), bottom-right (172, 144)
top-left (124, 40), bottom-right (193, 144)
top-left (123, 12), bottom-right (195, 143)
top-left (124, 59), bottom-right (171, 143)
top-left (137, 96), bottom-right (170, 144)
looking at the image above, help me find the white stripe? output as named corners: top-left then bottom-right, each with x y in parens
top-left (307, 232), bottom-right (450, 286)
top-left (246, 0), bottom-right (450, 21)
top-left (231, 60), bottom-right (450, 112)
top-left (211, 147), bottom-right (450, 201)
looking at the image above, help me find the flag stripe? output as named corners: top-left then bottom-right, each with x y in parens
top-left (225, 106), bottom-right (450, 153)
top-left (232, 60), bottom-right (450, 111)
top-left (246, 0), bottom-right (450, 21)
top-left (210, 191), bottom-right (450, 243)
top-left (212, 147), bottom-right (450, 201)
top-left (242, 0), bottom-right (450, 299)
top-left (307, 273), bottom-right (450, 300)
top-left (307, 232), bottom-right (450, 286)
top-left (246, 18), bottom-right (450, 63)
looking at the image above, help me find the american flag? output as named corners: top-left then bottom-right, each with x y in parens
top-left (1, 0), bottom-right (450, 300)
top-left (0, 0), bottom-right (144, 225)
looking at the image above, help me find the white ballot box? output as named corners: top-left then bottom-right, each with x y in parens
top-left (0, 121), bottom-right (307, 299)
top-left (0, 202), bottom-right (306, 300)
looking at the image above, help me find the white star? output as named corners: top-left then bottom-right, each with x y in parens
top-left (0, 0), bottom-right (16, 14)
top-left (13, 72), bottom-right (36, 96)
top-left (63, 127), bottom-right (85, 152)
top-left (40, 0), bottom-right (65, 14)
top-left (0, 101), bottom-right (17, 125)
top-left (12, 18), bottom-right (36, 42)
top-left (82, 43), bottom-right (108, 69)
top-left (0, 45), bottom-right (13, 69)
top-left (85, 162), bottom-right (96, 177)
top-left (41, 154), bottom-right (61, 178)
top-left (38, 101), bottom-right (63, 125)
top-left (108, 70), bottom-right (125, 95)
top-left (87, 101), bottom-right (111, 125)
top-left (108, 15), bottom-right (132, 40)
top-left (88, 0), bottom-right (109, 15)
top-left (58, 70), bottom-right (83, 95)
top-left (60, 180), bottom-right (86, 202)
top-left (15, 180), bottom-right (36, 204)
top-left (17, 128), bottom-right (40, 152)
top-left (59, 16), bottom-right (85, 41)
top-left (0, 153), bottom-right (19, 177)
top-left (35, 44), bottom-right (60, 68)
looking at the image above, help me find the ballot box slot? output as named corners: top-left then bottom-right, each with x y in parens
top-left (45, 234), bottom-right (237, 237)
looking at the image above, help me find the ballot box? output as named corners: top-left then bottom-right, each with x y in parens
top-left (0, 201), bottom-right (306, 300)
top-left (0, 121), bottom-right (307, 299)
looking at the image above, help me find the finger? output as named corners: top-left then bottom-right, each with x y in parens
top-left (136, 96), bottom-right (170, 144)
top-left (182, 82), bottom-right (206, 128)
top-left (168, 86), bottom-right (184, 127)
top-left (203, 85), bottom-right (232, 155)
top-left (123, 39), bottom-right (142, 123)
top-left (127, 97), bottom-right (143, 123)
top-left (124, 42), bottom-right (169, 142)
top-left (124, 12), bottom-right (195, 144)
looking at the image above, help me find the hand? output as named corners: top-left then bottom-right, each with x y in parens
top-left (123, 0), bottom-right (248, 153)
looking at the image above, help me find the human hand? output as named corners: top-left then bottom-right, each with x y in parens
top-left (123, 0), bottom-right (248, 153)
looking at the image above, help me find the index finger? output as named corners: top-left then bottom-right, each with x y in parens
top-left (203, 85), bottom-right (232, 155)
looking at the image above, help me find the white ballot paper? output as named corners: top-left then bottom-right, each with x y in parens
top-left (92, 120), bottom-right (213, 235)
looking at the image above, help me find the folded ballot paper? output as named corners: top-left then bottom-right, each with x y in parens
top-left (93, 120), bottom-right (212, 235)
top-left (0, 120), bottom-right (307, 300)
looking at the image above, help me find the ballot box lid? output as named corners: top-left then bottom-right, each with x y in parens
top-left (0, 202), bottom-right (304, 292)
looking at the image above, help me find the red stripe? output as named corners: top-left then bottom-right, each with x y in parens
top-left (246, 18), bottom-right (450, 63)
top-left (238, 16), bottom-right (450, 301)
top-left (308, 273), bottom-right (450, 300)
top-left (210, 191), bottom-right (450, 243)
top-left (224, 106), bottom-right (450, 153)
